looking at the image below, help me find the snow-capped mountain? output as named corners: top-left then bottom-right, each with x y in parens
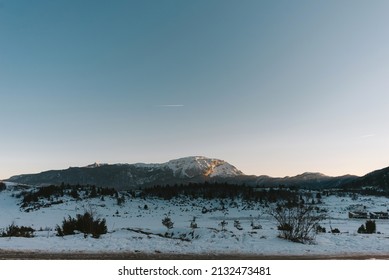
top-left (164, 156), bottom-right (243, 178)
top-left (7, 156), bottom-right (244, 190)
top-left (133, 156), bottom-right (242, 178)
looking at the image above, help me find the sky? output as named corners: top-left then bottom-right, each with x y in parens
top-left (1, 0), bottom-right (389, 179)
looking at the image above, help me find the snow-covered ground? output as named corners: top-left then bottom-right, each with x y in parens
top-left (1, 183), bottom-right (389, 257)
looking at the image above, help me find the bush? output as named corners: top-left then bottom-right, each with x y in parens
top-left (365, 220), bottom-right (376, 233)
top-left (331, 228), bottom-right (340, 234)
top-left (162, 215), bottom-right (174, 230)
top-left (69, 188), bottom-right (79, 199)
top-left (219, 220), bottom-right (228, 231)
top-left (0, 181), bottom-right (6, 191)
top-left (190, 217), bottom-right (197, 229)
top-left (316, 224), bottom-right (326, 233)
top-left (1, 223), bottom-right (35, 238)
top-left (234, 220), bottom-right (243, 230)
top-left (56, 211), bottom-right (107, 238)
top-left (251, 221), bottom-right (262, 230)
top-left (117, 195), bottom-right (125, 206)
top-left (357, 224), bottom-right (366, 234)
top-left (270, 202), bottom-right (325, 243)
top-left (358, 220), bottom-right (376, 234)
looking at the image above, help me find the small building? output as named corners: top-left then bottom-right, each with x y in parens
top-left (369, 212), bottom-right (389, 219)
top-left (348, 211), bottom-right (369, 219)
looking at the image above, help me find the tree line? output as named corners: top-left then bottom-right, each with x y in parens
top-left (141, 182), bottom-right (299, 203)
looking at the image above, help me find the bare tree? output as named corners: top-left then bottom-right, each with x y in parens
top-left (270, 202), bottom-right (325, 244)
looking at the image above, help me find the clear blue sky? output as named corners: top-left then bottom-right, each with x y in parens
top-left (1, 0), bottom-right (389, 179)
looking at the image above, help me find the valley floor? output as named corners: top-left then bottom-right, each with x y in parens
top-left (1, 184), bottom-right (389, 259)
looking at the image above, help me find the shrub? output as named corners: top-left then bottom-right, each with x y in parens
top-left (1, 223), bottom-right (34, 238)
top-left (162, 215), bottom-right (174, 230)
top-left (250, 218), bottom-right (262, 230)
top-left (365, 220), bottom-right (376, 234)
top-left (358, 220), bottom-right (376, 234)
top-left (117, 195), bottom-right (125, 206)
top-left (69, 188), bottom-right (79, 199)
top-left (56, 211), bottom-right (107, 238)
top-left (219, 220), bottom-right (228, 231)
top-left (0, 181), bottom-right (6, 191)
top-left (331, 228), bottom-right (340, 234)
top-left (357, 224), bottom-right (366, 234)
top-left (316, 224), bottom-right (326, 233)
top-left (270, 202), bottom-right (325, 243)
top-left (234, 220), bottom-right (243, 230)
top-left (190, 217), bottom-right (197, 229)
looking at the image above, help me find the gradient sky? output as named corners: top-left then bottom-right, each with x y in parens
top-left (1, 0), bottom-right (389, 179)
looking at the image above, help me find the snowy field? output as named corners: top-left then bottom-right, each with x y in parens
top-left (1, 182), bottom-right (389, 257)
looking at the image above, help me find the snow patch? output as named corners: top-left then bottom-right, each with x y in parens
top-left (166, 156), bottom-right (243, 178)
top-left (1, 186), bottom-right (389, 256)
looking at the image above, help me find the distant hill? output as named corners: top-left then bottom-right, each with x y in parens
top-left (254, 172), bottom-right (357, 189)
top-left (6, 156), bottom-right (369, 190)
top-left (341, 166), bottom-right (389, 190)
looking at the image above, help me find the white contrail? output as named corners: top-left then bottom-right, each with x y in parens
top-left (155, 104), bottom-right (184, 107)
top-left (361, 134), bottom-right (375, 138)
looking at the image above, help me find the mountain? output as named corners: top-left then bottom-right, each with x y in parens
top-left (254, 172), bottom-right (357, 189)
top-left (6, 156), bottom-right (364, 190)
top-left (341, 166), bottom-right (389, 190)
top-left (7, 156), bottom-right (244, 190)
top-left (135, 156), bottom-right (243, 178)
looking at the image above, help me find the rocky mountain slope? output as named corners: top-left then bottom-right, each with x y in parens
top-left (7, 156), bottom-right (243, 190)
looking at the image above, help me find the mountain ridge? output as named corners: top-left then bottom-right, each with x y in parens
top-left (341, 166), bottom-right (389, 190)
top-left (6, 156), bottom-right (243, 189)
top-left (5, 156), bottom-right (388, 190)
